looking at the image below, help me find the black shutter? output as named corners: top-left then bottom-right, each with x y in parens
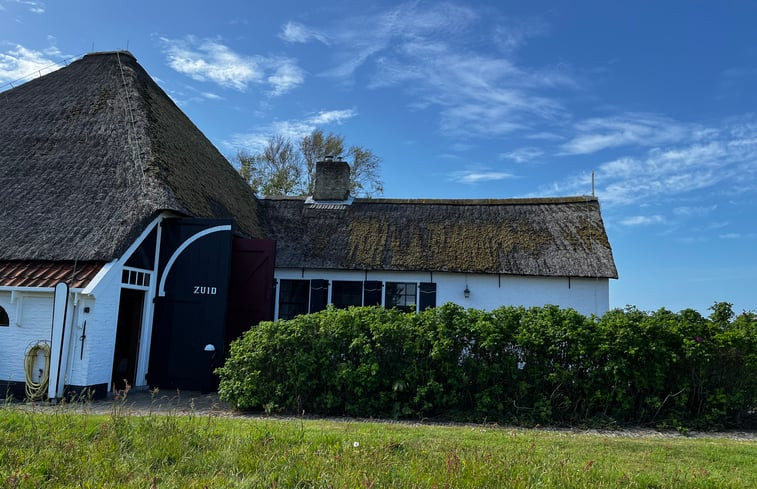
top-left (363, 281), bottom-right (382, 306)
top-left (419, 282), bottom-right (437, 311)
top-left (309, 279), bottom-right (329, 313)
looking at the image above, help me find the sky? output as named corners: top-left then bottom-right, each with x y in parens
top-left (1, 0), bottom-right (756, 315)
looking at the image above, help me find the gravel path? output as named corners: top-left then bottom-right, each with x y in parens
top-left (7, 389), bottom-right (756, 441)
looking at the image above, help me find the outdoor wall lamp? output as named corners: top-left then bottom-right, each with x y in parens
top-left (463, 286), bottom-right (470, 298)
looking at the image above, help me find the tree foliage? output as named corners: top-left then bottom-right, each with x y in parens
top-left (236, 129), bottom-right (383, 197)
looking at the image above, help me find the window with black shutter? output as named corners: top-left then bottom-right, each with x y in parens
top-left (418, 282), bottom-right (437, 311)
top-left (332, 281), bottom-right (363, 308)
top-left (278, 279), bottom-right (309, 320)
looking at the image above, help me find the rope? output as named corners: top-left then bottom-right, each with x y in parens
top-left (115, 52), bottom-right (146, 188)
top-left (24, 342), bottom-right (51, 401)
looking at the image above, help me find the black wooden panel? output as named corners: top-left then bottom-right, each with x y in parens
top-left (419, 282), bottom-right (437, 311)
top-left (124, 227), bottom-right (157, 270)
top-left (309, 279), bottom-right (329, 313)
top-left (363, 281), bottom-right (382, 306)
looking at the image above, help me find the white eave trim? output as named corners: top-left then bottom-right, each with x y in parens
top-left (0, 286), bottom-right (85, 293)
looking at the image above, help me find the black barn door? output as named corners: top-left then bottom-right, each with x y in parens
top-left (225, 238), bottom-right (276, 347)
top-left (148, 218), bottom-right (232, 391)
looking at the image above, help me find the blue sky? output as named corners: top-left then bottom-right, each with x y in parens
top-left (2, 0), bottom-right (756, 314)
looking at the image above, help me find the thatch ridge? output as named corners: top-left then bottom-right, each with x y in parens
top-left (260, 197), bottom-right (618, 278)
top-left (261, 195), bottom-right (597, 205)
top-left (0, 51), bottom-right (263, 261)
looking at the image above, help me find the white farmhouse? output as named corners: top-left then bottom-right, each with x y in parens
top-left (0, 51), bottom-right (617, 400)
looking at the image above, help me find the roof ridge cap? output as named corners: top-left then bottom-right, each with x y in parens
top-left (351, 195), bottom-right (598, 205)
top-left (84, 50), bottom-right (136, 61)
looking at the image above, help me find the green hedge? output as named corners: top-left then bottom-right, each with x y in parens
top-left (217, 303), bottom-right (756, 429)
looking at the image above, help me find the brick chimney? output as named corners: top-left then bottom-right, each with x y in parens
top-left (313, 156), bottom-right (350, 201)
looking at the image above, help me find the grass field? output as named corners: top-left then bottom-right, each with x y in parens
top-left (1, 405), bottom-right (755, 488)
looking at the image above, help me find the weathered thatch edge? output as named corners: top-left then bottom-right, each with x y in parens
top-left (259, 195), bottom-right (618, 279)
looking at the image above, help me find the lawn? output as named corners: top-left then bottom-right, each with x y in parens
top-left (1, 406), bottom-right (755, 488)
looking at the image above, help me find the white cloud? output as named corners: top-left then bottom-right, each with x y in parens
top-left (2, 0), bottom-right (45, 14)
top-left (224, 109), bottom-right (358, 152)
top-left (290, 2), bottom-right (571, 138)
top-left (673, 205), bottom-right (717, 217)
top-left (167, 83), bottom-right (226, 106)
top-left (160, 37), bottom-right (304, 95)
top-left (561, 114), bottom-right (690, 155)
top-left (538, 116), bottom-right (757, 206)
top-left (309, 109), bottom-right (357, 124)
top-left (279, 21), bottom-right (329, 44)
top-left (449, 169), bottom-right (513, 184)
top-left (0, 44), bottom-right (62, 85)
top-left (501, 147), bottom-right (543, 163)
top-left (620, 215), bottom-right (665, 226)
top-left (201, 91), bottom-right (222, 100)
top-left (493, 18), bottom-right (548, 53)
top-left (267, 58), bottom-right (305, 95)
top-left (719, 233), bottom-right (740, 239)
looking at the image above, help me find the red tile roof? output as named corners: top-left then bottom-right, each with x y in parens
top-left (0, 261), bottom-right (105, 288)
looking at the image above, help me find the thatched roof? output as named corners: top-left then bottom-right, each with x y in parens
top-left (0, 51), bottom-right (263, 262)
top-left (260, 196), bottom-right (618, 278)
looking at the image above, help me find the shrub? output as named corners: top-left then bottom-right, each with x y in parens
top-left (217, 302), bottom-right (756, 428)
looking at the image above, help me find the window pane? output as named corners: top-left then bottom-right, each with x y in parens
top-left (279, 279), bottom-right (309, 320)
top-left (385, 282), bottom-right (417, 312)
top-left (332, 281), bottom-right (363, 308)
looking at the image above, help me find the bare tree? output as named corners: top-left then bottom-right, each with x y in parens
top-left (235, 130), bottom-right (383, 197)
top-left (346, 145), bottom-right (383, 197)
top-left (237, 135), bottom-right (303, 196)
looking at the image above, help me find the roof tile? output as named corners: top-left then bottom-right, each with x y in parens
top-left (0, 261), bottom-right (104, 288)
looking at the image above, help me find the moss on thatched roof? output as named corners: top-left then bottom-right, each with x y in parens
top-left (0, 51), bottom-right (263, 262)
top-left (260, 196), bottom-right (618, 278)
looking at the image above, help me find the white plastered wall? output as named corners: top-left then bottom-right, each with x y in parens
top-left (0, 291), bottom-right (55, 383)
top-left (0, 283), bottom-right (120, 390)
top-left (274, 268), bottom-right (610, 318)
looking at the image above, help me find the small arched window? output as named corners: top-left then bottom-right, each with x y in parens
top-left (0, 306), bottom-right (9, 327)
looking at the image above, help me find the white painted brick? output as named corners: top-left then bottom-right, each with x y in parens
top-left (0, 292), bottom-right (54, 383)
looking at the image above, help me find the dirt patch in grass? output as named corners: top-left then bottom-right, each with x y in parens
top-left (7, 390), bottom-right (755, 441)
